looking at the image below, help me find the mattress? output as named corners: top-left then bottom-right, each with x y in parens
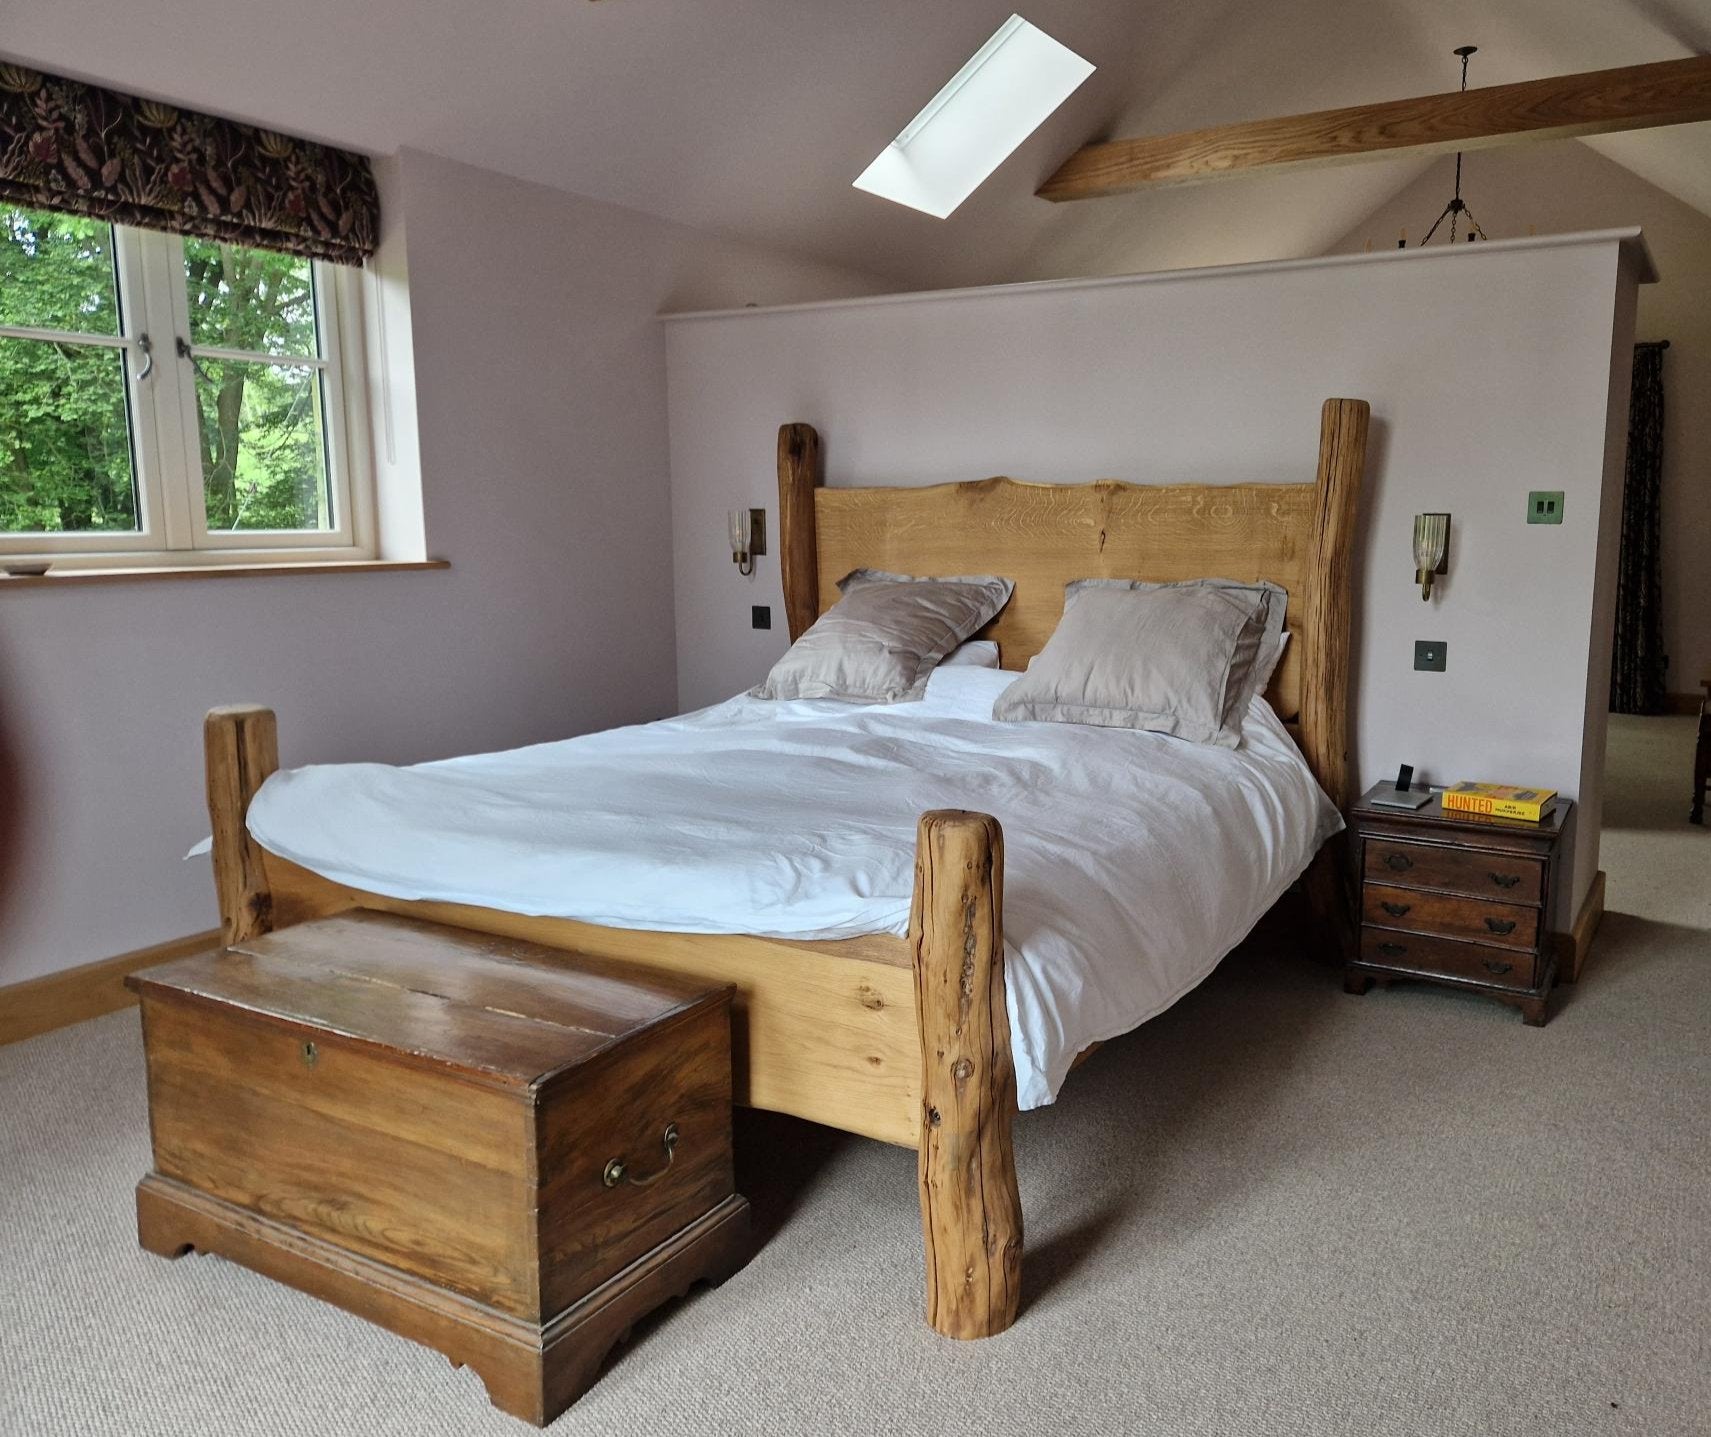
top-left (246, 665), bottom-right (1340, 1108)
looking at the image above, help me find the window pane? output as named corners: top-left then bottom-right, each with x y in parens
top-left (183, 239), bottom-right (318, 357)
top-left (194, 358), bottom-right (331, 531)
top-left (0, 339), bottom-right (138, 532)
top-left (0, 207), bottom-right (120, 336)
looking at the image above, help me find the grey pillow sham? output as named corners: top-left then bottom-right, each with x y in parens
top-left (992, 578), bottom-right (1288, 747)
top-left (751, 568), bottom-right (1014, 704)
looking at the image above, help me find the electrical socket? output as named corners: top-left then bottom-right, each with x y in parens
top-left (1414, 640), bottom-right (1447, 672)
top-left (1527, 490), bottom-right (1564, 525)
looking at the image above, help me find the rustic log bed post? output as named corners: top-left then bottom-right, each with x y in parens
top-left (910, 810), bottom-right (1023, 1339)
top-left (204, 704), bottom-right (280, 945)
top-left (1295, 398), bottom-right (1369, 963)
top-left (777, 422), bottom-right (822, 642)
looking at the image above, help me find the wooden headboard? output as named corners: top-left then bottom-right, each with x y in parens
top-left (776, 398), bottom-right (1369, 811)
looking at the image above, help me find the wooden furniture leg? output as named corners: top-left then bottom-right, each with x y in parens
top-left (910, 811), bottom-right (1022, 1340)
top-left (204, 705), bottom-right (280, 944)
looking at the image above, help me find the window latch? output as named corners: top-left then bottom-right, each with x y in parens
top-left (135, 332), bottom-right (155, 382)
top-left (175, 336), bottom-right (193, 360)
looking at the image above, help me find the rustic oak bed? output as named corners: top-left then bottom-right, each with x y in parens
top-left (199, 396), bottom-right (1368, 1342)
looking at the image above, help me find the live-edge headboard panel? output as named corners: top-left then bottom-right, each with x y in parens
top-left (777, 398), bottom-right (1369, 810)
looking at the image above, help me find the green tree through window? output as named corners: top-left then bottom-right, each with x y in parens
top-left (182, 237), bottom-right (330, 532)
top-left (1, 202), bottom-right (348, 552)
top-left (0, 210), bottom-right (137, 533)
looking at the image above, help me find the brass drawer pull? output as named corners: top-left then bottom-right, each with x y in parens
top-left (603, 1123), bottom-right (679, 1189)
top-left (1483, 959), bottom-right (1514, 977)
top-left (1380, 901), bottom-right (1411, 918)
top-left (1384, 852), bottom-right (1414, 871)
top-left (1489, 872), bottom-right (1521, 889)
top-left (1484, 917), bottom-right (1518, 935)
top-left (1377, 942), bottom-right (1407, 957)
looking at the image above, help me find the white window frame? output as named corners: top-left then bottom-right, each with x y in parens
top-left (0, 215), bottom-right (375, 569)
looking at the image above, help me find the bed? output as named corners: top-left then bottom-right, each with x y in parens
top-left (200, 396), bottom-right (1369, 1340)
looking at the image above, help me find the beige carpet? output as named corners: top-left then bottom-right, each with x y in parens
top-left (3, 719), bottom-right (1707, 1436)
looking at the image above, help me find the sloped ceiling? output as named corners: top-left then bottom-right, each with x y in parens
top-left (5, 0), bottom-right (1710, 290)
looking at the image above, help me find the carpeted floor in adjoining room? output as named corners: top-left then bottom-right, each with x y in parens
top-left (2, 717), bottom-right (1706, 1437)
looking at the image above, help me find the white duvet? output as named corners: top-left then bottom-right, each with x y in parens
top-left (247, 666), bottom-right (1339, 1109)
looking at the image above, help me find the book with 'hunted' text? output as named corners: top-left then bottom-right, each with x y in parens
top-left (1442, 782), bottom-right (1557, 822)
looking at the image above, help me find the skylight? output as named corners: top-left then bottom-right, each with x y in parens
top-left (853, 15), bottom-right (1094, 219)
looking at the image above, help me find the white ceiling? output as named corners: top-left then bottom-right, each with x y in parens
top-left (6, 0), bottom-right (1711, 289)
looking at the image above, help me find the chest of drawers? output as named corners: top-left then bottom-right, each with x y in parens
top-left (1344, 785), bottom-right (1571, 1026)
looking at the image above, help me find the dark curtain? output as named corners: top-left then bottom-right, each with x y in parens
top-left (0, 59), bottom-right (377, 265)
top-left (1610, 341), bottom-right (1668, 714)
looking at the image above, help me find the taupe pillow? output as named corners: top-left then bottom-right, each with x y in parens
top-left (993, 578), bottom-right (1287, 747)
top-left (752, 569), bottom-right (1014, 704)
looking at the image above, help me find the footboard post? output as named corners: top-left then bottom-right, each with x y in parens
top-left (910, 810), bottom-right (1022, 1340)
top-left (204, 705), bottom-right (279, 945)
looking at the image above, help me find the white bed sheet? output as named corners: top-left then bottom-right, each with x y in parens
top-left (247, 667), bottom-right (1339, 1109)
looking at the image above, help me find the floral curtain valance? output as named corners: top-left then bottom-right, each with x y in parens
top-left (0, 61), bottom-right (378, 266)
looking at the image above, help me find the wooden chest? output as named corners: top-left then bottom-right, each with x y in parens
top-left (128, 912), bottom-right (752, 1425)
top-left (1344, 784), bottom-right (1572, 1026)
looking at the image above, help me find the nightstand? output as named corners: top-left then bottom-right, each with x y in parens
top-left (1345, 784), bottom-right (1572, 1026)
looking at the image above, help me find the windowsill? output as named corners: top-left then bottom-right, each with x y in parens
top-left (0, 558), bottom-right (449, 589)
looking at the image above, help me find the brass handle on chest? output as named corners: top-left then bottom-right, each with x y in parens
top-left (1377, 942), bottom-right (1407, 957)
top-left (1380, 901), bottom-right (1411, 918)
top-left (1489, 872), bottom-right (1521, 889)
top-left (603, 1123), bottom-right (679, 1189)
top-left (1484, 918), bottom-right (1517, 935)
top-left (1483, 960), bottom-right (1513, 976)
top-left (1384, 852), bottom-right (1413, 871)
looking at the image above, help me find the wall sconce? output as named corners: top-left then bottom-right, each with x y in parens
top-left (729, 508), bottom-right (766, 577)
top-left (1413, 512), bottom-right (1450, 600)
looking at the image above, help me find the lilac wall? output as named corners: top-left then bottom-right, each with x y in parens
top-left (0, 149), bottom-right (886, 987)
top-left (665, 233), bottom-right (1652, 929)
top-left (1333, 141), bottom-right (1711, 706)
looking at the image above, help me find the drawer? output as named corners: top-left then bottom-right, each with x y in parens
top-left (1363, 883), bottom-right (1539, 951)
top-left (1359, 927), bottom-right (1537, 991)
top-left (1363, 838), bottom-right (1543, 904)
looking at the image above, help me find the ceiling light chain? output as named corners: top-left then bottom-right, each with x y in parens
top-left (1418, 45), bottom-right (1490, 246)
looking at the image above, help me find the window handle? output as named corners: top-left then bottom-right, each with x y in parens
top-left (175, 335), bottom-right (193, 360)
top-left (134, 332), bottom-right (155, 382)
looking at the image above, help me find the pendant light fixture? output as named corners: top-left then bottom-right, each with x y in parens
top-left (1416, 46), bottom-right (1490, 245)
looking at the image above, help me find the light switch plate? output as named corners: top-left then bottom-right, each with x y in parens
top-left (1527, 490), bottom-right (1564, 525)
top-left (1414, 640), bottom-right (1447, 672)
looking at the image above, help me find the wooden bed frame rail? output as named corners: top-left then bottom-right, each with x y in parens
top-left (201, 396), bottom-right (1366, 1343)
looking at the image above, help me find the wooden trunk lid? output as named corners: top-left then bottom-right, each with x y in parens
top-left (128, 911), bottom-right (730, 1093)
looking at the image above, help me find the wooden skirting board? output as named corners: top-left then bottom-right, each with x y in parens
top-left (0, 929), bottom-right (220, 1046)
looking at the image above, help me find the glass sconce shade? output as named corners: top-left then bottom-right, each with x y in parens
top-left (1413, 512), bottom-right (1450, 600)
top-left (728, 508), bottom-right (764, 577)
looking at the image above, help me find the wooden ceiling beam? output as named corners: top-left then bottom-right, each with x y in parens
top-left (1038, 55), bottom-right (1711, 202)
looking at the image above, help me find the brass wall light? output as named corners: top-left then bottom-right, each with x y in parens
top-left (728, 508), bottom-right (766, 577)
top-left (1413, 513), bottom-right (1450, 600)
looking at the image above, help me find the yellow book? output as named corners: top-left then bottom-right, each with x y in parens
top-left (1442, 781), bottom-right (1557, 822)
